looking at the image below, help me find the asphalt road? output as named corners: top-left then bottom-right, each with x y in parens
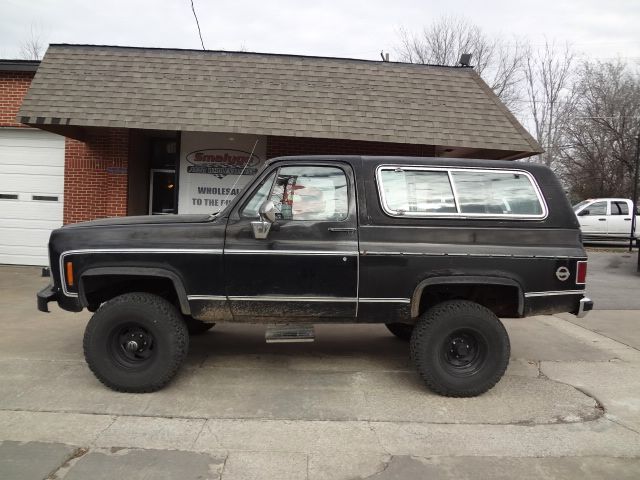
top-left (584, 249), bottom-right (640, 310)
top-left (0, 252), bottom-right (639, 479)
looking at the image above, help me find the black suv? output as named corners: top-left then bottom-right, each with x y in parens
top-left (38, 156), bottom-right (593, 397)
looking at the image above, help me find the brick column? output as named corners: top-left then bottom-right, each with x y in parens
top-left (63, 128), bottom-right (130, 224)
top-left (0, 71), bottom-right (35, 127)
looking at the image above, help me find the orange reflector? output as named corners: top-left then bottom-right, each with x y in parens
top-left (65, 261), bottom-right (74, 286)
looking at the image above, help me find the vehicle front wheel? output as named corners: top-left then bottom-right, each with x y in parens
top-left (410, 300), bottom-right (510, 397)
top-left (83, 292), bottom-right (189, 393)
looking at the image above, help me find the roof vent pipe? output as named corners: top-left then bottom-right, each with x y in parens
top-left (458, 53), bottom-right (472, 67)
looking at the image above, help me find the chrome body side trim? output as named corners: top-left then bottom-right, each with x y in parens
top-left (224, 249), bottom-right (357, 256)
top-left (187, 296), bottom-right (410, 304)
top-left (524, 290), bottom-right (585, 298)
top-left (362, 251), bottom-right (587, 260)
top-left (187, 295), bottom-right (228, 301)
top-left (228, 296), bottom-right (358, 303)
top-left (359, 298), bottom-right (411, 303)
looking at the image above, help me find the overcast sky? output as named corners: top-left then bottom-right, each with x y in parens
top-left (0, 0), bottom-right (638, 62)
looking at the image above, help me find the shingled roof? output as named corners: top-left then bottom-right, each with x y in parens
top-left (18, 44), bottom-right (542, 158)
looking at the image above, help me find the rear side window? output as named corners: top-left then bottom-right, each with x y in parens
top-left (611, 201), bottom-right (629, 215)
top-left (379, 169), bottom-right (456, 215)
top-left (451, 171), bottom-right (543, 216)
top-left (377, 166), bottom-right (547, 219)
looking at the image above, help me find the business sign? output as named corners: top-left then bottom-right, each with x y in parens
top-left (178, 132), bottom-right (266, 214)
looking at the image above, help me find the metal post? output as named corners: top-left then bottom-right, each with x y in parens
top-left (631, 129), bottom-right (640, 264)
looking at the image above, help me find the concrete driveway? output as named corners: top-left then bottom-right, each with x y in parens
top-left (1, 250), bottom-right (639, 479)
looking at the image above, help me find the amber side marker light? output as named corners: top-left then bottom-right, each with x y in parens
top-left (576, 261), bottom-right (587, 285)
top-left (65, 261), bottom-right (74, 286)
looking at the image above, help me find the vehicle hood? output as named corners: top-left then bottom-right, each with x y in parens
top-left (62, 214), bottom-right (213, 229)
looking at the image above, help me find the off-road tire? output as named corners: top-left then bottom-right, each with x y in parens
top-left (410, 300), bottom-right (510, 397)
top-left (385, 322), bottom-right (414, 341)
top-left (184, 316), bottom-right (215, 335)
top-left (83, 292), bottom-right (189, 393)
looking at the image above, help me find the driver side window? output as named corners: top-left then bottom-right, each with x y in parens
top-left (241, 165), bottom-right (349, 221)
top-left (240, 171), bottom-right (276, 218)
top-left (582, 201), bottom-right (607, 216)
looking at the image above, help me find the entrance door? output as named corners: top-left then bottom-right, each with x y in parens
top-left (224, 162), bottom-right (358, 319)
top-left (149, 169), bottom-right (176, 215)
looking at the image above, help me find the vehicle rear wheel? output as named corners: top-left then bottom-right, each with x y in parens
top-left (83, 292), bottom-right (189, 393)
top-left (184, 316), bottom-right (215, 335)
top-left (385, 322), bottom-right (414, 341)
top-left (410, 300), bottom-right (510, 397)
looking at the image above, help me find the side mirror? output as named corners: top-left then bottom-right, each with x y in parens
top-left (251, 200), bottom-right (276, 239)
top-left (578, 209), bottom-right (589, 216)
top-left (259, 200), bottom-right (277, 223)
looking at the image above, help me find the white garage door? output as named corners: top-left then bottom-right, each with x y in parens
top-left (0, 128), bottom-right (64, 266)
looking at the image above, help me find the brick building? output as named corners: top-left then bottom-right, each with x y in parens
top-left (8, 44), bottom-right (543, 265)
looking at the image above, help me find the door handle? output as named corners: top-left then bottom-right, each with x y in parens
top-left (624, 218), bottom-right (631, 221)
top-left (598, 218), bottom-right (607, 221)
top-left (328, 227), bottom-right (356, 232)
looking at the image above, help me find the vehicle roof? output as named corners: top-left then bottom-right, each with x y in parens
top-left (580, 198), bottom-right (631, 202)
top-left (266, 155), bottom-right (549, 174)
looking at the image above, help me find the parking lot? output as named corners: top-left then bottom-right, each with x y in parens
top-left (1, 249), bottom-right (639, 479)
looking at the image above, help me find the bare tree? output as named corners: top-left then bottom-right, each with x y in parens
top-left (522, 41), bottom-right (575, 167)
top-left (395, 16), bottom-right (525, 109)
top-left (20, 25), bottom-right (45, 60)
top-left (559, 60), bottom-right (640, 200)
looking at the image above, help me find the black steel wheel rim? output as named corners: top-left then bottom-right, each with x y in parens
top-left (439, 328), bottom-right (488, 376)
top-left (108, 322), bottom-right (157, 369)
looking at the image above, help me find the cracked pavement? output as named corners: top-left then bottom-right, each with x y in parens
top-left (1, 250), bottom-right (640, 479)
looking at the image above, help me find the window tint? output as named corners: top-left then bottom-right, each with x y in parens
top-left (583, 201), bottom-right (607, 216)
top-left (611, 201), bottom-right (629, 215)
top-left (379, 170), bottom-right (456, 214)
top-left (241, 171), bottom-right (276, 218)
top-left (451, 171), bottom-right (543, 216)
top-left (270, 166), bottom-right (348, 221)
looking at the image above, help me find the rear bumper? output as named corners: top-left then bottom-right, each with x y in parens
top-left (37, 284), bottom-right (58, 313)
top-left (524, 292), bottom-right (594, 318)
top-left (576, 297), bottom-right (594, 318)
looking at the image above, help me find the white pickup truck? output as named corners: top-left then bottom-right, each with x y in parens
top-left (573, 198), bottom-right (640, 239)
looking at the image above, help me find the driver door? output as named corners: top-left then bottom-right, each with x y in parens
top-left (577, 200), bottom-right (608, 235)
top-left (224, 162), bottom-right (358, 320)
